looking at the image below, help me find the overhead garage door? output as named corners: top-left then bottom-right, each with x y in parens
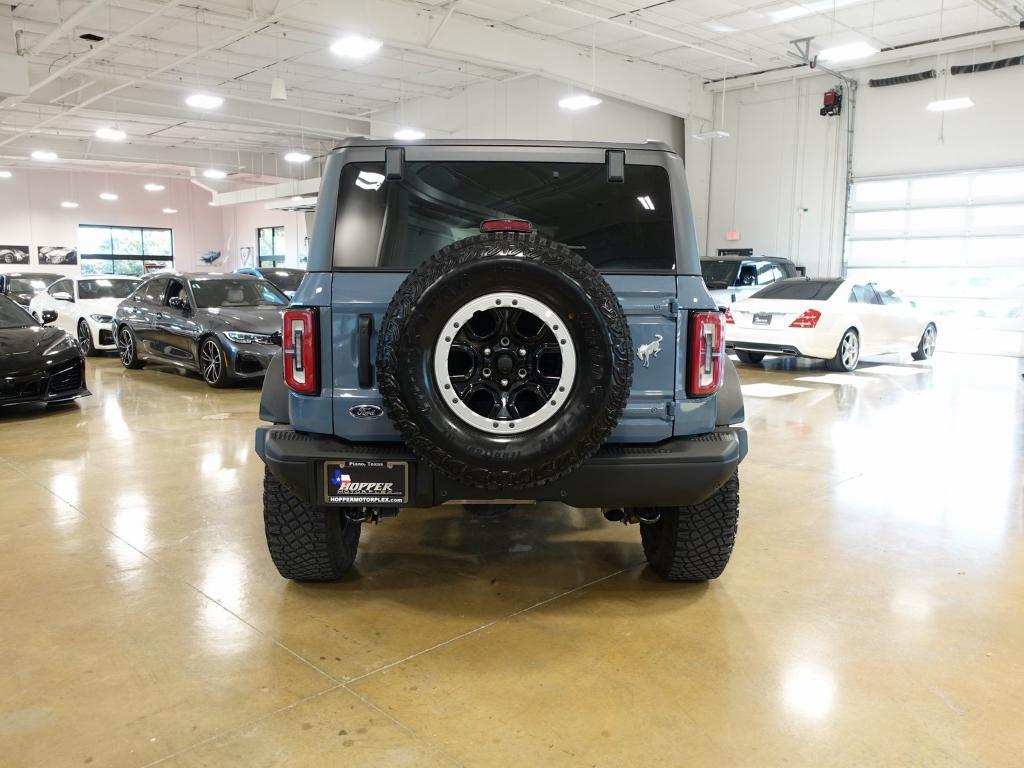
top-left (845, 168), bottom-right (1024, 357)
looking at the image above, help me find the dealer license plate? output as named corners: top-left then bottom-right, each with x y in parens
top-left (324, 460), bottom-right (408, 505)
top-left (752, 312), bottom-right (772, 326)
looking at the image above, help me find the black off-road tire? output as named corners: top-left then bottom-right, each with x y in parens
top-left (377, 231), bottom-right (633, 490)
top-left (263, 467), bottom-right (361, 581)
top-left (736, 350), bottom-right (764, 365)
top-left (116, 324), bottom-right (145, 369)
top-left (635, 472), bottom-right (740, 582)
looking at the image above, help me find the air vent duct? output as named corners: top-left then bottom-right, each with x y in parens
top-left (951, 55), bottom-right (1024, 75)
top-left (868, 69), bottom-right (936, 87)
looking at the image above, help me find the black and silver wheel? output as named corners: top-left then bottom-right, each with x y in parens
top-left (825, 328), bottom-right (860, 372)
top-left (634, 472), bottom-right (740, 582)
top-left (116, 325), bottom-right (145, 369)
top-left (77, 320), bottom-right (96, 357)
top-left (735, 350), bottom-right (764, 365)
top-left (912, 323), bottom-right (937, 361)
top-left (200, 336), bottom-right (230, 388)
top-left (377, 231), bottom-right (633, 490)
top-left (263, 467), bottom-right (360, 581)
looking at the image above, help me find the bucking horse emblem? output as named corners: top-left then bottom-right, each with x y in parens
top-left (636, 334), bottom-right (663, 368)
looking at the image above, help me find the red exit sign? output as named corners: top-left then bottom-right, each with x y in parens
top-left (725, 231), bottom-right (740, 241)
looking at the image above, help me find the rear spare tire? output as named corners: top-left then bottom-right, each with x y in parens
top-left (377, 232), bottom-right (633, 490)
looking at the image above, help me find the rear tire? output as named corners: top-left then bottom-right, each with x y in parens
top-left (116, 325), bottom-right (145, 369)
top-left (825, 328), bottom-right (860, 372)
top-left (263, 467), bottom-right (361, 581)
top-left (77, 320), bottom-right (97, 357)
top-left (736, 350), bottom-right (765, 365)
top-left (912, 323), bottom-right (937, 361)
top-left (634, 472), bottom-right (740, 582)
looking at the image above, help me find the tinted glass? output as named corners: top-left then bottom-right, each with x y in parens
top-left (78, 278), bottom-right (139, 301)
top-left (0, 295), bottom-right (34, 328)
top-left (263, 269), bottom-right (304, 292)
top-left (50, 279), bottom-right (73, 297)
top-left (876, 286), bottom-right (902, 305)
top-left (188, 279), bottom-right (288, 308)
top-left (752, 279), bottom-right (843, 301)
top-left (336, 161), bottom-right (675, 271)
top-left (851, 284), bottom-right (882, 305)
top-left (701, 260), bottom-right (739, 289)
top-left (141, 278), bottom-right (169, 304)
top-left (9, 275), bottom-right (58, 293)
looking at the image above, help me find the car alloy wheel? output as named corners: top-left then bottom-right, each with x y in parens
top-left (841, 330), bottom-right (859, 370)
top-left (201, 339), bottom-right (223, 384)
top-left (78, 321), bottom-right (92, 355)
top-left (923, 326), bottom-right (936, 357)
top-left (433, 292), bottom-right (577, 435)
top-left (118, 327), bottom-right (134, 365)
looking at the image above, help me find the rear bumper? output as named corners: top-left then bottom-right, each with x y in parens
top-left (255, 426), bottom-right (747, 509)
top-left (727, 327), bottom-right (835, 360)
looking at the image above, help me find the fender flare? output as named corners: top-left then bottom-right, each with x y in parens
top-left (259, 350), bottom-right (290, 424)
top-left (715, 356), bottom-right (745, 426)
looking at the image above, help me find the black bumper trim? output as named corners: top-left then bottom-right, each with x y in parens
top-left (256, 426), bottom-right (747, 509)
top-left (727, 341), bottom-right (803, 356)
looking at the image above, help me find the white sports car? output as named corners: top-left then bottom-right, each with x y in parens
top-left (29, 275), bottom-right (141, 356)
top-left (725, 277), bottom-right (937, 372)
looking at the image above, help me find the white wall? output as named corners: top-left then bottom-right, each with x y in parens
top-left (0, 169), bottom-right (224, 276)
top-left (702, 40), bottom-right (1024, 276)
top-left (219, 203), bottom-right (309, 270)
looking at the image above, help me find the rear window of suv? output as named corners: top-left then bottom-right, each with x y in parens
top-left (751, 279), bottom-right (843, 301)
top-left (333, 161), bottom-right (675, 271)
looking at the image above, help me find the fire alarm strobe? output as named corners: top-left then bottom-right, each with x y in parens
top-left (820, 87), bottom-right (842, 117)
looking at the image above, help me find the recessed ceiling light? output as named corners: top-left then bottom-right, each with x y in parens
top-left (926, 97), bottom-right (975, 112)
top-left (185, 93), bottom-right (224, 109)
top-left (203, 168), bottom-right (227, 179)
top-left (0, 170), bottom-right (11, 179)
top-left (144, 183), bottom-right (165, 191)
top-left (60, 200), bottom-right (79, 208)
top-left (704, 21), bottom-right (736, 33)
top-left (291, 195), bottom-right (304, 201)
top-left (771, 0), bottom-right (860, 23)
top-left (95, 126), bottom-right (126, 141)
top-left (207, 201), bottom-right (216, 206)
top-left (32, 150), bottom-right (58, 161)
top-left (162, 208), bottom-right (178, 214)
top-left (692, 129), bottom-right (731, 140)
top-left (393, 128), bottom-right (425, 141)
top-left (284, 151), bottom-right (311, 163)
top-left (330, 34), bottom-right (382, 59)
top-left (558, 94), bottom-right (602, 111)
top-left (99, 192), bottom-right (118, 201)
top-left (818, 41), bottom-right (878, 63)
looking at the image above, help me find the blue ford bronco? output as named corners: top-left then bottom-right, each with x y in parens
top-left (255, 139), bottom-right (747, 582)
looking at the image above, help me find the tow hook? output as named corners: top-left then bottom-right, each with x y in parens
top-left (602, 508), bottom-right (661, 525)
top-left (345, 507), bottom-right (400, 524)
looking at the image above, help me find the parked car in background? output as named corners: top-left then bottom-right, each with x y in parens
top-left (113, 272), bottom-right (286, 387)
top-left (29, 275), bottom-right (140, 356)
top-left (701, 255), bottom-right (799, 306)
top-left (0, 294), bottom-right (89, 408)
top-left (725, 277), bottom-right (937, 372)
top-left (235, 267), bottom-right (304, 298)
top-left (0, 272), bottom-right (61, 307)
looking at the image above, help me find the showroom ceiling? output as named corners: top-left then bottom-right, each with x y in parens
top-left (0, 0), bottom-right (1019, 181)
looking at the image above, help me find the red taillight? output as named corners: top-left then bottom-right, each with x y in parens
top-left (688, 311), bottom-right (726, 397)
top-left (724, 307), bottom-right (735, 324)
top-left (481, 218), bottom-right (532, 233)
top-left (789, 308), bottom-right (822, 328)
top-left (283, 308), bottom-right (318, 394)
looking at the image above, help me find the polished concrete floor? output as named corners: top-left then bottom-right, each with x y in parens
top-left (1, 351), bottom-right (1022, 767)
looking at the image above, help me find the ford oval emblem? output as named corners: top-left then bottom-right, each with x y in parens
top-left (349, 404), bottom-right (384, 419)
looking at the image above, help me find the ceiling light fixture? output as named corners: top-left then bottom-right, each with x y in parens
top-left (270, 77), bottom-right (287, 101)
top-left (203, 168), bottom-right (227, 179)
top-left (95, 126), bottom-right (126, 141)
top-left (99, 192), bottom-right (118, 201)
top-left (32, 150), bottom-right (58, 161)
top-left (284, 151), bottom-right (311, 163)
top-left (330, 34), bottom-right (382, 59)
top-left (393, 128), bottom-right (425, 141)
top-left (291, 195), bottom-right (305, 201)
top-left (770, 0), bottom-right (860, 23)
top-left (185, 93), bottom-right (224, 110)
top-left (162, 208), bottom-right (178, 214)
top-left (144, 183), bottom-right (165, 192)
top-left (926, 96), bottom-right (975, 112)
top-left (60, 201), bottom-right (79, 208)
top-left (818, 41), bottom-right (878, 63)
top-left (637, 195), bottom-right (655, 211)
top-left (558, 93), bottom-right (602, 111)
top-left (692, 129), bottom-right (731, 140)
top-left (0, 170), bottom-right (12, 179)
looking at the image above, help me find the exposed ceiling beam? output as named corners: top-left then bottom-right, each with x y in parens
top-left (26, 0), bottom-right (109, 57)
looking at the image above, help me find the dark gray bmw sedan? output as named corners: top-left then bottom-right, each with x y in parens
top-left (112, 272), bottom-right (286, 387)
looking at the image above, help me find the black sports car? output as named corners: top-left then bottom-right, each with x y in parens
top-left (113, 271), bottom-right (286, 387)
top-left (0, 295), bottom-right (90, 407)
top-left (0, 271), bottom-right (61, 307)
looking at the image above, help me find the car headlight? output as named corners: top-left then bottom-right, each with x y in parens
top-left (43, 333), bottom-right (78, 356)
top-left (224, 331), bottom-right (273, 344)
top-left (89, 314), bottom-right (113, 323)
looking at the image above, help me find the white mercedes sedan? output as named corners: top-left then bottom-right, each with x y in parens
top-left (29, 275), bottom-right (141, 356)
top-left (725, 278), bottom-right (937, 372)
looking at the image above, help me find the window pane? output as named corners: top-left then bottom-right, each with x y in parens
top-left (80, 227), bottom-right (113, 255)
top-left (972, 171), bottom-right (1024, 198)
top-left (80, 258), bottom-right (108, 275)
top-left (142, 229), bottom-right (172, 256)
top-left (111, 228), bottom-right (143, 255)
top-left (911, 175), bottom-right (968, 201)
top-left (852, 210), bottom-right (904, 233)
top-left (971, 205), bottom-right (1024, 229)
top-left (855, 180), bottom-right (907, 203)
top-left (258, 228), bottom-right (274, 256)
top-left (907, 207), bottom-right (966, 233)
